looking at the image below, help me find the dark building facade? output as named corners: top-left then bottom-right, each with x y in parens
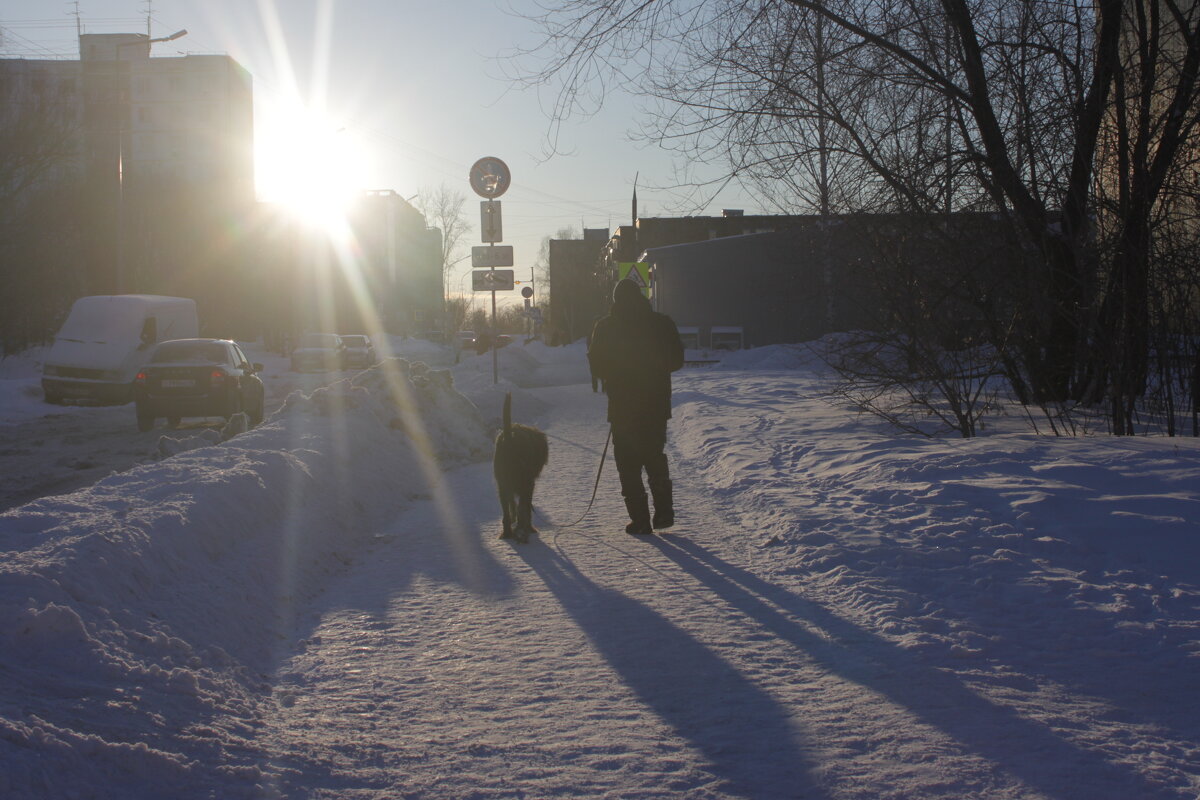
top-left (604, 210), bottom-right (806, 268)
top-left (2, 32), bottom-right (257, 340)
top-left (642, 213), bottom-right (1027, 349)
top-left (643, 231), bottom-right (831, 349)
top-left (348, 190), bottom-right (443, 336)
top-left (547, 228), bottom-right (610, 345)
top-left (278, 191), bottom-right (442, 341)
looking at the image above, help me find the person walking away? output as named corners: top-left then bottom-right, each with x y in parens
top-left (588, 279), bottom-right (685, 534)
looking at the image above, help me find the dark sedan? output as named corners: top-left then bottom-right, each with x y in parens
top-left (133, 339), bottom-right (265, 431)
top-left (341, 335), bottom-right (376, 369)
top-left (291, 333), bottom-right (346, 373)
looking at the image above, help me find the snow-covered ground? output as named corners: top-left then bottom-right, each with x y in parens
top-left (1, 337), bottom-right (1198, 798)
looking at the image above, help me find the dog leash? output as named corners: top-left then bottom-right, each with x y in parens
top-left (550, 426), bottom-right (611, 529)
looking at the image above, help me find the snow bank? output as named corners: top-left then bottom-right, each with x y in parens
top-left (0, 358), bottom-right (490, 797)
top-left (671, 367), bottom-right (1200, 667)
top-left (709, 342), bottom-right (822, 370)
top-left (450, 339), bottom-right (591, 429)
top-left (2, 335), bottom-right (1200, 798)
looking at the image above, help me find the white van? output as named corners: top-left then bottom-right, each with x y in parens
top-left (42, 295), bottom-right (199, 404)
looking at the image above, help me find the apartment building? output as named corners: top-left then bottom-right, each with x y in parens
top-left (1, 33), bottom-right (253, 299)
top-left (77, 33), bottom-right (253, 202)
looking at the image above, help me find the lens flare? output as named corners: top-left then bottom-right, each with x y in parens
top-left (256, 98), bottom-right (368, 231)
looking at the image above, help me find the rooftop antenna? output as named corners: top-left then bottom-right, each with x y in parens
top-left (145, 0), bottom-right (152, 38)
top-left (72, 1), bottom-right (81, 38)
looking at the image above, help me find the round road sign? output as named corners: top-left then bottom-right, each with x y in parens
top-left (521, 285), bottom-right (534, 299)
top-left (469, 157), bottom-right (511, 198)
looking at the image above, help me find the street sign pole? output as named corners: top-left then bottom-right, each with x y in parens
top-left (491, 256), bottom-right (498, 385)
top-left (468, 156), bottom-right (512, 386)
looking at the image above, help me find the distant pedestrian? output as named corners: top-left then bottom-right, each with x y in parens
top-left (587, 279), bottom-right (685, 534)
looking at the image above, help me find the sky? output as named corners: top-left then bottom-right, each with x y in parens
top-left (1, 336), bottom-right (1199, 797)
top-left (0, 0), bottom-right (766, 305)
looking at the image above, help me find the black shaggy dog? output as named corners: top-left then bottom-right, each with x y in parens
top-left (493, 393), bottom-right (549, 543)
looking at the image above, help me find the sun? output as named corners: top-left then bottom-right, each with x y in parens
top-left (255, 97), bottom-right (370, 230)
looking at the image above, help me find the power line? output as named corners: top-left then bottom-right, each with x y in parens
top-left (0, 25), bottom-right (72, 59)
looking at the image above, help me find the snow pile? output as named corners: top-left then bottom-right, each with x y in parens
top-left (0, 345), bottom-right (47, 379)
top-left (668, 365), bottom-right (1200, 796)
top-left (450, 340), bottom-right (591, 428)
top-left (0, 358), bottom-right (489, 797)
top-left (710, 342), bottom-right (820, 370)
top-left (0, 346), bottom-right (65, 420)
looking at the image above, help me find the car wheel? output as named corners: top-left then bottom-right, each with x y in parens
top-left (249, 395), bottom-right (265, 426)
top-left (137, 408), bottom-right (155, 432)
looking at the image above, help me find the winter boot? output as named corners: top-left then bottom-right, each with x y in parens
top-left (649, 478), bottom-right (674, 529)
top-left (624, 494), bottom-right (653, 535)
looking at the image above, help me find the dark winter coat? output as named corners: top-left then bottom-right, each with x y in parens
top-left (588, 284), bottom-right (685, 426)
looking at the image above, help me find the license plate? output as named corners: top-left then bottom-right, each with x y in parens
top-left (161, 379), bottom-right (195, 388)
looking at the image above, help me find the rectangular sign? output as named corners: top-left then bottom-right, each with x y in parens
top-left (472, 269), bottom-right (515, 292)
top-left (480, 200), bottom-right (503, 243)
top-left (471, 245), bottom-right (514, 268)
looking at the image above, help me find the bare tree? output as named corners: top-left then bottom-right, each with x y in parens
top-left (415, 184), bottom-right (469, 305)
top-left (515, 0), bottom-right (1200, 434)
top-left (1086, 0), bottom-right (1200, 431)
top-left (443, 296), bottom-right (471, 342)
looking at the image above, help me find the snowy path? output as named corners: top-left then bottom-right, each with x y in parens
top-left (255, 381), bottom-right (1190, 799)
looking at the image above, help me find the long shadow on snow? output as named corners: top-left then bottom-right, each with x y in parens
top-left (273, 462), bottom-right (521, 646)
top-left (876, 518), bottom-right (1200, 755)
top-left (522, 544), bottom-right (822, 800)
top-left (651, 536), bottom-right (1175, 800)
top-left (259, 461), bottom-right (523, 796)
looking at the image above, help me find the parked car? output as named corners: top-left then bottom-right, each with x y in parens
top-left (456, 331), bottom-right (476, 349)
top-left (340, 335), bottom-right (376, 369)
top-left (291, 333), bottom-right (346, 372)
top-left (42, 295), bottom-right (198, 404)
top-left (133, 338), bottom-right (265, 432)
top-left (470, 332), bottom-right (512, 353)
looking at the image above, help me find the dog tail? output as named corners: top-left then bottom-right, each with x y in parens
top-left (502, 392), bottom-right (512, 438)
